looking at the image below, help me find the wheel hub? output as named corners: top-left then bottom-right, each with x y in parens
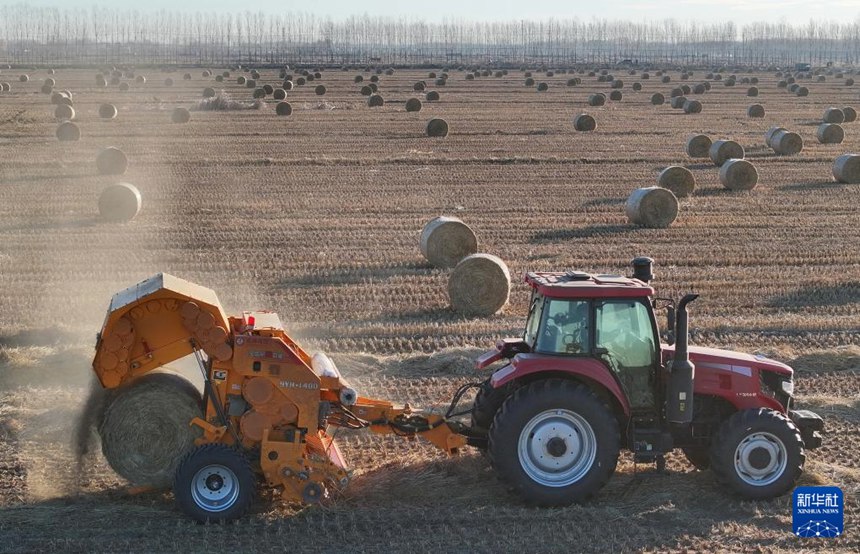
top-left (192, 464), bottom-right (240, 512)
top-left (734, 432), bottom-right (787, 487)
top-left (517, 409), bottom-right (596, 487)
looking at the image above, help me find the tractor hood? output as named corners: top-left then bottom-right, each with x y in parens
top-left (662, 344), bottom-right (793, 377)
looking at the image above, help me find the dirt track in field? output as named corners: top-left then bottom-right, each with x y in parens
top-left (0, 66), bottom-right (858, 552)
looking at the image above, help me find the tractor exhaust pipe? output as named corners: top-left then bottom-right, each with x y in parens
top-left (667, 293), bottom-right (699, 425)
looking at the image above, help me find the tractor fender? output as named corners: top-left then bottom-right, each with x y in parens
top-left (490, 354), bottom-right (631, 417)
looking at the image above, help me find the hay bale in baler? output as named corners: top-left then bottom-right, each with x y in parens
top-left (448, 254), bottom-right (511, 317)
top-left (685, 134), bottom-right (712, 158)
top-left (420, 216), bottom-right (478, 268)
top-left (719, 159), bottom-right (758, 191)
top-left (625, 187), bottom-right (679, 228)
top-left (817, 123), bottom-right (845, 144)
top-left (657, 166), bottom-right (696, 197)
top-left (709, 140), bottom-right (744, 166)
top-left (833, 154), bottom-right (860, 183)
top-left (96, 147), bottom-right (129, 175)
top-left (99, 373), bottom-right (201, 487)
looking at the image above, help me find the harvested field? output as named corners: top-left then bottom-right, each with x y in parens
top-left (0, 67), bottom-right (859, 553)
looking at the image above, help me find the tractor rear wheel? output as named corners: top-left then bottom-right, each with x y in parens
top-left (99, 372), bottom-right (203, 488)
top-left (174, 444), bottom-right (256, 523)
top-left (471, 379), bottom-right (515, 437)
top-left (709, 408), bottom-right (805, 499)
top-left (488, 379), bottom-right (620, 506)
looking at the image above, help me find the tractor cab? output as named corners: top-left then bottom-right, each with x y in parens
top-left (521, 269), bottom-right (660, 411)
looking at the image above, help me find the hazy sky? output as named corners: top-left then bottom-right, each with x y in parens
top-left (19, 0), bottom-right (860, 25)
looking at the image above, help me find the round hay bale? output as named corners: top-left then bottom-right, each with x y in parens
top-left (405, 98), bottom-right (422, 112)
top-left (670, 96), bottom-right (687, 109)
top-left (273, 88), bottom-right (287, 100)
top-left (19, 74), bottom-right (28, 82)
top-left (414, 81), bottom-right (426, 91)
top-left (843, 106), bottom-right (857, 123)
top-left (747, 104), bottom-right (765, 118)
top-left (368, 94), bottom-right (384, 107)
top-left (750, 77), bottom-right (759, 85)
top-left (420, 216), bottom-right (478, 268)
top-left (846, 78), bottom-right (855, 86)
top-left (747, 87), bottom-right (759, 97)
top-left (370, 75), bottom-right (379, 83)
top-left (171, 107), bottom-right (191, 124)
top-left (183, 73), bottom-right (192, 81)
top-left (54, 104), bottom-right (75, 120)
top-left (96, 147), bottom-right (128, 176)
top-left (651, 92), bottom-right (665, 105)
top-left (164, 77), bottom-right (174, 87)
top-left (788, 83), bottom-right (800, 93)
top-left (765, 126), bottom-right (787, 147)
top-left (246, 79), bottom-right (257, 89)
top-left (119, 82), bottom-right (130, 92)
top-left (99, 373), bottom-right (201, 486)
top-left (315, 84), bottom-right (326, 96)
top-left (609, 90), bottom-right (623, 101)
top-left (641, 73), bottom-right (650, 79)
top-left (283, 80), bottom-right (294, 91)
top-left (360, 85), bottom-right (372, 96)
top-left (354, 75), bottom-right (364, 83)
top-left (237, 76), bottom-right (246, 85)
top-left (670, 87), bottom-right (683, 98)
top-left (680, 84), bottom-right (692, 95)
top-left (777, 80), bottom-right (787, 88)
top-left (428, 72), bottom-right (437, 79)
top-left (56, 121), bottom-right (80, 141)
top-left (709, 140), bottom-right (744, 166)
top-left (135, 75), bottom-right (146, 84)
top-left (99, 103), bottom-right (118, 119)
top-left (41, 84), bottom-right (53, 95)
top-left (796, 87), bottom-right (809, 97)
top-left (817, 123), bottom-right (844, 144)
top-left (97, 76), bottom-right (107, 87)
top-left (50, 91), bottom-right (66, 104)
top-left (202, 70), bottom-right (211, 77)
top-left (426, 90), bottom-right (440, 101)
top-left (771, 130), bottom-right (803, 156)
top-left (683, 99), bottom-right (702, 114)
top-left (632, 82), bottom-right (642, 91)
top-left (263, 84), bottom-right (274, 95)
top-left (573, 114), bottom-right (596, 132)
top-left (625, 187), bottom-right (679, 228)
top-left (661, 76), bottom-right (671, 83)
top-left (823, 107), bottom-right (845, 124)
top-left (536, 82), bottom-right (549, 91)
top-left (685, 134), bottom-right (712, 158)
top-left (203, 87), bottom-right (216, 98)
top-left (275, 102), bottom-right (293, 116)
top-left (426, 118), bottom-right (449, 137)
top-left (702, 81), bottom-right (712, 91)
top-left (435, 78), bottom-right (447, 86)
top-left (465, 73), bottom-right (475, 81)
top-left (588, 93), bottom-right (606, 106)
top-left (253, 88), bottom-right (266, 99)
top-left (611, 79), bottom-right (623, 89)
top-left (719, 159), bottom-right (758, 191)
top-left (657, 166), bottom-right (695, 197)
top-left (448, 254), bottom-right (511, 317)
top-left (215, 75), bottom-right (224, 83)
top-left (98, 182), bottom-right (141, 221)
top-left (566, 78), bottom-right (578, 87)
top-left (833, 154), bottom-right (860, 183)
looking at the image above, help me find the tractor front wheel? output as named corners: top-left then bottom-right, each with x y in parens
top-left (488, 379), bottom-right (620, 506)
top-left (709, 408), bottom-right (805, 499)
top-left (173, 444), bottom-right (256, 523)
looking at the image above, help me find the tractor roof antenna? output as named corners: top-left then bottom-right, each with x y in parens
top-left (632, 257), bottom-right (654, 283)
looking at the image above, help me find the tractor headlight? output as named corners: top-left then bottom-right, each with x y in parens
top-left (781, 379), bottom-right (794, 396)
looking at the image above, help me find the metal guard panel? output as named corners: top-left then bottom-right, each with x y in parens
top-left (491, 353), bottom-right (631, 416)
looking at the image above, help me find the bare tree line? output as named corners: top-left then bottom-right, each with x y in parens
top-left (1, 4), bottom-right (859, 67)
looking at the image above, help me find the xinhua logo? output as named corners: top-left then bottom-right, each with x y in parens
top-left (793, 486), bottom-right (844, 538)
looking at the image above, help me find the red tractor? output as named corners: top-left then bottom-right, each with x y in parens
top-left (468, 257), bottom-right (823, 505)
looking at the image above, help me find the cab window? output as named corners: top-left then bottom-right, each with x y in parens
top-left (535, 299), bottom-right (590, 355)
top-left (595, 300), bottom-right (656, 369)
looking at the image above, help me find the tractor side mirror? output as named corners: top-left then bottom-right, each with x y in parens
top-left (666, 306), bottom-right (676, 345)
